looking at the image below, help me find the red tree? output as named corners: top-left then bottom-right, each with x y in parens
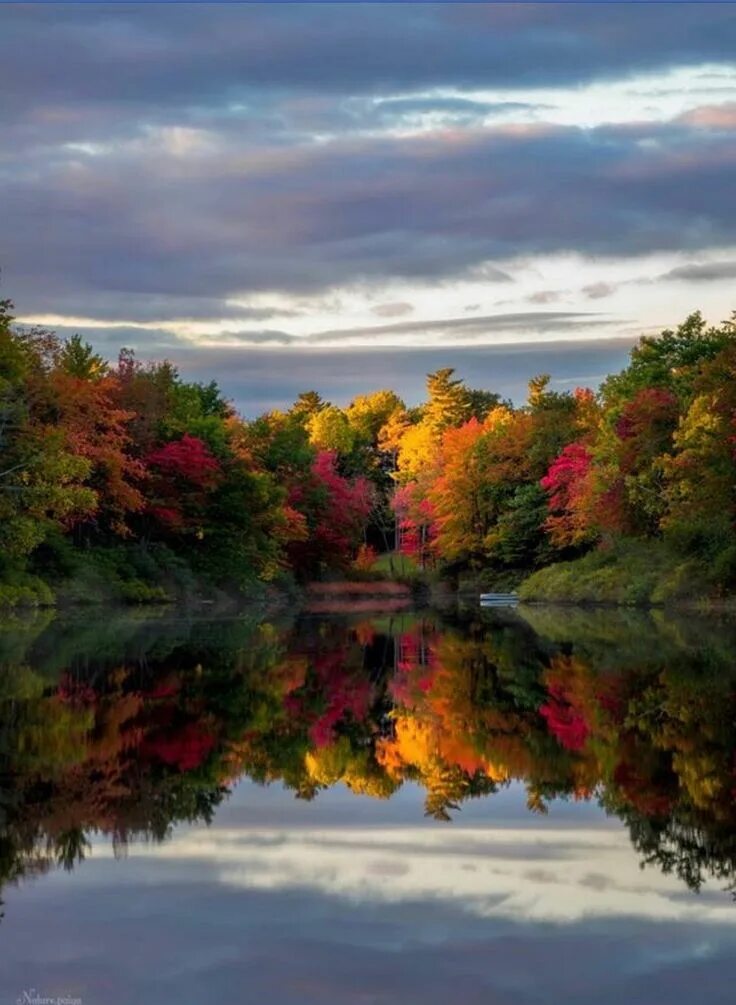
top-left (145, 434), bottom-right (221, 532)
top-left (540, 441), bottom-right (594, 547)
top-left (288, 451), bottom-right (372, 573)
top-left (615, 388), bottom-right (679, 474)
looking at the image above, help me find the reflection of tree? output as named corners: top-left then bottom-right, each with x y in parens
top-left (608, 802), bottom-right (736, 894)
top-left (53, 826), bottom-right (91, 871)
top-left (1, 607), bottom-right (736, 907)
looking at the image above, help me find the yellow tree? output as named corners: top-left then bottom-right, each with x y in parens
top-left (306, 405), bottom-right (355, 455)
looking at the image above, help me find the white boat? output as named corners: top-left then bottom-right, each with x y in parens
top-left (479, 593), bottom-right (519, 607)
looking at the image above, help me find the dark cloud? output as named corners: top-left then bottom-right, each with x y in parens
top-left (49, 324), bottom-right (183, 352)
top-left (294, 310), bottom-right (613, 345)
top-left (5, 872), bottom-right (735, 1005)
top-left (659, 261), bottom-right (736, 282)
top-left (2, 4), bottom-right (735, 117)
top-left (99, 338), bottom-right (638, 417)
top-left (212, 329), bottom-right (299, 346)
top-left (4, 114), bottom-right (735, 317)
top-left (54, 311), bottom-right (618, 357)
top-left (10, 289), bottom-right (299, 326)
top-left (1, 4), bottom-right (734, 341)
top-left (369, 96), bottom-right (548, 126)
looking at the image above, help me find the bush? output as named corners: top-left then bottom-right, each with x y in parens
top-left (518, 538), bottom-right (721, 607)
top-left (118, 579), bottom-right (170, 604)
top-left (0, 573), bottom-right (55, 608)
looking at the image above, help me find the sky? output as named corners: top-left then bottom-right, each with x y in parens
top-left (1, 3), bottom-right (735, 413)
top-left (4, 780), bottom-right (736, 1005)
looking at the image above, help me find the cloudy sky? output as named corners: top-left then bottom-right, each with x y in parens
top-left (2, 4), bottom-right (735, 412)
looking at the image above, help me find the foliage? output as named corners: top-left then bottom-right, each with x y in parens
top-left (1, 292), bottom-right (735, 605)
top-left (518, 538), bottom-right (715, 606)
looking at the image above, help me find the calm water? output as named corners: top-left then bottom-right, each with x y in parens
top-left (1, 604), bottom-right (736, 1003)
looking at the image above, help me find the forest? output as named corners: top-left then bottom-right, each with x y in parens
top-left (1, 294), bottom-right (735, 607)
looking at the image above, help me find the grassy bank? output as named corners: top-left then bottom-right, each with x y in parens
top-left (518, 539), bottom-right (732, 607)
top-left (0, 541), bottom-right (291, 610)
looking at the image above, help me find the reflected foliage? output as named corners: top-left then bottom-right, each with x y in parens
top-left (1, 607), bottom-right (736, 905)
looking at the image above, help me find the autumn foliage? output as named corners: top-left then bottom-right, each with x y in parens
top-left (1, 295), bottom-right (736, 604)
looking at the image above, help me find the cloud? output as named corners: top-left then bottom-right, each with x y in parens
top-left (4, 113), bottom-right (735, 320)
top-left (2, 5), bottom-right (735, 118)
top-left (126, 823), bottom-right (688, 922)
top-left (14, 294), bottom-right (299, 327)
top-left (582, 282), bottom-right (617, 300)
top-left (215, 329), bottom-right (299, 346)
top-left (368, 96), bottom-right (548, 128)
top-left (1, 4), bottom-right (734, 344)
top-left (78, 337), bottom-right (636, 417)
top-left (128, 311), bottom-right (615, 351)
top-left (528, 290), bottom-right (564, 305)
top-left (50, 311), bottom-right (620, 366)
top-left (6, 854), bottom-right (736, 1005)
top-left (658, 260), bottom-right (736, 282)
top-left (370, 302), bottom-right (415, 318)
top-left (678, 102), bottom-right (736, 129)
top-left (296, 310), bottom-right (612, 345)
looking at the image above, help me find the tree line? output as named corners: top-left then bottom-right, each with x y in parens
top-left (1, 294), bottom-right (735, 605)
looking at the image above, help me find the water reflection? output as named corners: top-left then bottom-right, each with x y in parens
top-left (1, 604), bottom-right (736, 908)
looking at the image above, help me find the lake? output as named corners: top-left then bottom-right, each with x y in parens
top-left (1, 604), bottom-right (735, 1004)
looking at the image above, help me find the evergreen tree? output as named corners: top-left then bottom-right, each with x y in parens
top-left (424, 368), bottom-right (470, 433)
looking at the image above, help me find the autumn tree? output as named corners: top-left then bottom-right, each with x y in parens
top-left (306, 404), bottom-right (355, 455)
top-left (660, 340), bottom-right (736, 568)
top-left (145, 434), bottom-right (221, 535)
top-left (0, 311), bottom-right (96, 562)
top-left (287, 451), bottom-right (373, 576)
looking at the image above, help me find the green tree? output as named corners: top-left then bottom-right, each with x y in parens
top-left (424, 368), bottom-right (470, 433)
top-left (59, 334), bottom-right (108, 381)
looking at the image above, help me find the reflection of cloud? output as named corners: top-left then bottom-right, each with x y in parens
top-left (5, 781), bottom-right (736, 1005)
top-left (123, 824), bottom-right (736, 927)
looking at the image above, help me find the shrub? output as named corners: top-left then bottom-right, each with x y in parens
top-left (118, 579), bottom-right (170, 604)
top-left (519, 539), bottom-right (719, 606)
top-left (0, 574), bottom-right (55, 608)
